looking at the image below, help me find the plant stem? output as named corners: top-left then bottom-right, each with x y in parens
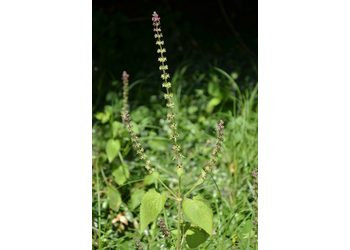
top-left (184, 182), bottom-right (201, 197)
top-left (177, 176), bottom-right (182, 250)
top-left (95, 161), bottom-right (101, 250)
top-left (157, 176), bottom-right (178, 198)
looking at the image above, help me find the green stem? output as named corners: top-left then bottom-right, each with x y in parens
top-left (184, 182), bottom-right (201, 198)
top-left (95, 161), bottom-right (101, 250)
top-left (177, 176), bottom-right (182, 250)
top-left (157, 177), bottom-right (178, 199)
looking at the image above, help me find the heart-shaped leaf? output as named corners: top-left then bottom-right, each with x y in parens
top-left (182, 195), bottom-right (213, 235)
top-left (106, 139), bottom-right (120, 163)
top-left (140, 189), bottom-right (167, 233)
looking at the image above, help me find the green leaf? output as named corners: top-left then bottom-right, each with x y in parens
top-left (186, 227), bottom-right (210, 249)
top-left (95, 112), bottom-right (105, 120)
top-left (238, 220), bottom-right (254, 248)
top-left (98, 153), bottom-right (107, 163)
top-left (188, 106), bottom-right (198, 114)
top-left (131, 106), bottom-right (150, 123)
top-left (130, 189), bottom-right (145, 210)
top-left (182, 195), bottom-right (213, 235)
top-left (106, 185), bottom-right (121, 212)
top-left (207, 81), bottom-right (222, 98)
top-left (106, 139), bottom-right (120, 163)
top-left (148, 140), bottom-right (168, 151)
top-left (112, 165), bottom-right (130, 186)
top-left (205, 97), bottom-right (222, 113)
top-left (177, 167), bottom-right (183, 178)
top-left (101, 112), bottom-right (111, 124)
top-left (131, 121), bottom-right (139, 134)
top-left (112, 121), bottom-right (122, 138)
top-left (143, 174), bottom-right (157, 186)
top-left (140, 189), bottom-right (167, 233)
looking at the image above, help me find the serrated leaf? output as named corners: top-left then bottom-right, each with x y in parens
top-left (130, 189), bottom-right (145, 210)
top-left (140, 189), bottom-right (167, 233)
top-left (106, 185), bottom-right (121, 212)
top-left (182, 195), bottom-right (213, 235)
top-left (186, 227), bottom-right (210, 248)
top-left (106, 139), bottom-right (120, 163)
top-left (112, 165), bottom-right (130, 186)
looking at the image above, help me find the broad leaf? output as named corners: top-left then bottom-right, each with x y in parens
top-left (186, 227), bottom-right (210, 249)
top-left (187, 106), bottom-right (198, 114)
top-left (205, 97), bottom-right (222, 113)
top-left (207, 81), bottom-right (222, 98)
top-left (112, 165), bottom-right (130, 186)
top-left (106, 185), bottom-right (121, 212)
top-left (131, 121), bottom-right (139, 134)
top-left (112, 121), bottom-right (122, 138)
top-left (148, 140), bottom-right (168, 151)
top-left (140, 189), bottom-right (167, 233)
top-left (95, 112), bottom-right (104, 120)
top-left (106, 139), bottom-right (120, 163)
top-left (101, 111), bottom-right (111, 124)
top-left (182, 195), bottom-right (213, 235)
top-left (130, 189), bottom-right (145, 210)
top-left (143, 174), bottom-right (157, 186)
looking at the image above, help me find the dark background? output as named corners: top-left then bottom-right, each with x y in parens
top-left (92, 0), bottom-right (258, 112)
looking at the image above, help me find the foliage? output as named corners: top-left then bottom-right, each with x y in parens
top-left (92, 10), bottom-right (258, 250)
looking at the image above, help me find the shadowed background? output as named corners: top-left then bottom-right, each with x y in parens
top-left (92, 0), bottom-right (257, 113)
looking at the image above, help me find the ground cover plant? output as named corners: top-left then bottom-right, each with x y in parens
top-left (92, 11), bottom-right (258, 250)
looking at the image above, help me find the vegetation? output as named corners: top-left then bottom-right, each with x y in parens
top-left (92, 10), bottom-right (258, 250)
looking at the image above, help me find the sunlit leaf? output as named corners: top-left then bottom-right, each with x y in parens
top-left (182, 195), bottom-right (213, 235)
top-left (140, 189), bottom-right (167, 233)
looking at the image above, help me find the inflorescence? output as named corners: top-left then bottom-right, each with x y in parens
top-left (122, 71), bottom-right (129, 116)
top-left (158, 217), bottom-right (171, 239)
top-left (201, 120), bottom-right (225, 179)
top-left (252, 167), bottom-right (258, 242)
top-left (134, 237), bottom-right (144, 250)
top-left (152, 11), bottom-right (184, 172)
top-left (122, 109), bottom-right (154, 174)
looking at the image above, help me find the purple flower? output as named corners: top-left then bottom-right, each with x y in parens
top-left (152, 11), bottom-right (160, 23)
top-left (121, 71), bottom-right (129, 80)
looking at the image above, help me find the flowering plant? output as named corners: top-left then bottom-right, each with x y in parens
top-left (121, 11), bottom-right (226, 250)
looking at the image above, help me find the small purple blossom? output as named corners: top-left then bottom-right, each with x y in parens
top-left (122, 71), bottom-right (129, 80)
top-left (152, 11), bottom-right (160, 23)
